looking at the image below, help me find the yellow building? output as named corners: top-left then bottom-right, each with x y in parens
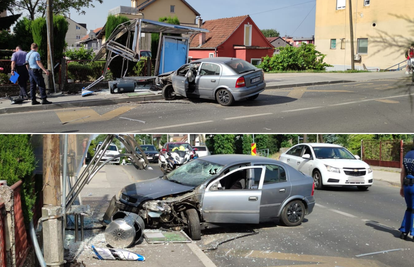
top-left (130, 0), bottom-right (200, 26)
top-left (315, 0), bottom-right (413, 70)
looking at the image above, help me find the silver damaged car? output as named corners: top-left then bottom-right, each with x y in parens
top-left (108, 155), bottom-right (315, 240)
top-left (160, 57), bottom-right (266, 106)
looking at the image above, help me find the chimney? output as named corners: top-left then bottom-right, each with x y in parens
top-left (199, 32), bottom-right (206, 47)
top-left (197, 17), bottom-right (203, 28)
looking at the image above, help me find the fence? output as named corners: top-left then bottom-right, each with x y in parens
top-left (362, 140), bottom-right (404, 168)
top-left (0, 181), bottom-right (30, 267)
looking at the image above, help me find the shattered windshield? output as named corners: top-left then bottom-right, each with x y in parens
top-left (165, 159), bottom-right (224, 186)
top-left (313, 147), bottom-right (355, 159)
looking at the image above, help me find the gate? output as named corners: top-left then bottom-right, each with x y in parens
top-left (362, 140), bottom-right (404, 168)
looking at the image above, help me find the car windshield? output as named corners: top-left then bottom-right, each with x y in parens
top-left (165, 159), bottom-right (224, 186)
top-left (168, 143), bottom-right (192, 151)
top-left (108, 145), bottom-right (118, 151)
top-left (140, 145), bottom-right (157, 151)
top-left (225, 59), bottom-right (256, 74)
top-left (313, 147), bottom-right (355, 159)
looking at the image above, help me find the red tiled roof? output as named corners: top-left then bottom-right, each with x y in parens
top-left (266, 37), bottom-right (278, 43)
top-left (93, 27), bottom-right (103, 33)
top-left (190, 15), bottom-right (249, 49)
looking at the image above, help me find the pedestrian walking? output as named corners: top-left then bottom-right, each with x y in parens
top-left (406, 45), bottom-right (414, 75)
top-left (399, 144), bottom-right (414, 240)
top-left (11, 46), bottom-right (29, 99)
top-left (26, 43), bottom-right (52, 105)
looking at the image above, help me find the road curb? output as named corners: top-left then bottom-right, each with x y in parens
top-left (0, 94), bottom-right (164, 115)
top-left (265, 80), bottom-right (355, 89)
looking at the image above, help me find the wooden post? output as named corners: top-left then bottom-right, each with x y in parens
top-left (46, 0), bottom-right (54, 92)
top-left (43, 135), bottom-right (61, 206)
top-left (400, 140), bottom-right (404, 169)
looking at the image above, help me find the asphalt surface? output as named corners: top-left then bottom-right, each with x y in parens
top-left (67, 164), bottom-right (402, 267)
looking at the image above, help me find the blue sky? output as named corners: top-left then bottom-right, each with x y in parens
top-left (69, 0), bottom-right (316, 38)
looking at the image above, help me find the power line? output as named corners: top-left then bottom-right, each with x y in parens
top-left (292, 4), bottom-right (315, 36)
top-left (249, 0), bottom-right (315, 16)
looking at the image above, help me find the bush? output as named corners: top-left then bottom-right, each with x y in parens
top-left (64, 46), bottom-right (95, 61)
top-left (259, 43), bottom-right (332, 72)
top-left (0, 135), bottom-right (37, 225)
top-left (67, 62), bottom-right (93, 81)
top-left (0, 73), bottom-right (11, 85)
top-left (133, 57), bottom-right (148, 76)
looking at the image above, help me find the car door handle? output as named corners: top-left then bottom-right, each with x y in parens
top-left (211, 79), bottom-right (216, 82)
top-left (279, 189), bottom-right (286, 192)
top-left (297, 161), bottom-right (301, 165)
top-left (249, 196), bottom-right (258, 201)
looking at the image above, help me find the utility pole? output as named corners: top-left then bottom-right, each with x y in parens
top-left (43, 134), bottom-right (64, 267)
top-left (348, 0), bottom-right (355, 70)
top-left (46, 0), bottom-right (55, 92)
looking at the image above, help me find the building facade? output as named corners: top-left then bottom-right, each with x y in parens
top-left (315, 0), bottom-right (413, 70)
top-left (65, 17), bottom-right (87, 48)
top-left (189, 15), bottom-right (274, 65)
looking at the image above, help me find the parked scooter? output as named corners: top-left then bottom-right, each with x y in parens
top-left (158, 148), bottom-right (193, 173)
top-left (411, 58), bottom-right (414, 82)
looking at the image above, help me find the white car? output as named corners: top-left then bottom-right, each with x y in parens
top-left (96, 143), bottom-right (121, 165)
top-left (193, 146), bottom-right (210, 157)
top-left (279, 143), bottom-right (373, 191)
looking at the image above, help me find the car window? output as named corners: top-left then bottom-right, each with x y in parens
top-left (253, 164), bottom-right (287, 185)
top-left (303, 146), bottom-right (312, 158)
top-left (165, 159), bottom-right (224, 186)
top-left (287, 145), bottom-right (303, 157)
top-left (108, 145), bottom-right (118, 151)
top-left (194, 146), bottom-right (207, 151)
top-left (225, 59), bottom-right (256, 74)
top-left (313, 147), bottom-right (355, 159)
top-left (199, 63), bottom-right (220, 76)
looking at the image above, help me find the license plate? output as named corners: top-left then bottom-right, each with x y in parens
top-left (147, 156), bottom-right (153, 159)
top-left (251, 76), bottom-right (260, 84)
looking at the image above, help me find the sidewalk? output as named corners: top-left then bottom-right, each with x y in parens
top-left (371, 166), bottom-right (401, 187)
top-left (0, 70), bottom-right (408, 115)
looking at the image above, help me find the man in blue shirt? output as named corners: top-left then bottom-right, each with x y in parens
top-left (399, 145), bottom-right (414, 240)
top-left (11, 46), bottom-right (29, 99)
top-left (26, 43), bottom-right (52, 105)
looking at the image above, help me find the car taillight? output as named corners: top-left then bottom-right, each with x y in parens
top-left (235, 77), bottom-right (245, 88)
top-left (311, 182), bottom-right (315, 196)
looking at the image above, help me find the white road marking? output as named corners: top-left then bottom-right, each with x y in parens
top-left (224, 113), bottom-right (273, 120)
top-left (315, 203), bottom-right (327, 208)
top-left (355, 248), bottom-right (405, 258)
top-left (329, 209), bottom-right (356, 218)
top-left (329, 94), bottom-right (408, 107)
top-left (142, 120), bottom-right (214, 131)
top-left (119, 117), bottom-right (146, 124)
top-left (282, 106), bottom-right (323, 113)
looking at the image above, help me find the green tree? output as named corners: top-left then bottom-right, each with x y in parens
top-left (0, 135), bottom-right (37, 225)
top-left (242, 134), bottom-right (253, 155)
top-left (151, 16), bottom-right (180, 60)
top-left (261, 29), bottom-right (280, 37)
top-left (88, 134), bottom-right (121, 157)
top-left (12, 17), bottom-right (33, 51)
top-left (9, 0), bottom-right (103, 21)
top-left (0, 0), bottom-right (14, 13)
top-left (64, 45), bottom-right (95, 60)
top-left (212, 135), bottom-right (235, 154)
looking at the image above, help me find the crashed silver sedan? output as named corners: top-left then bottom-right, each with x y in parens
top-left (109, 155), bottom-right (315, 240)
top-left (160, 58), bottom-right (266, 106)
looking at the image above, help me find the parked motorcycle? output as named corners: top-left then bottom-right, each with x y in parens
top-left (158, 149), bottom-right (193, 173)
top-left (411, 58), bottom-right (414, 82)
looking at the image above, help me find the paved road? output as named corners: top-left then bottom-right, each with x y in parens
top-left (1, 78), bottom-right (413, 133)
top-left (200, 180), bottom-right (411, 267)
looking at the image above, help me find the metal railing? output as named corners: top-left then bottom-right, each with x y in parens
top-left (384, 59), bottom-right (406, 71)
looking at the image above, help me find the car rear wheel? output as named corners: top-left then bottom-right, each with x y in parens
top-left (313, 170), bottom-right (324, 190)
top-left (357, 186), bottom-right (369, 191)
top-left (247, 94), bottom-right (259, 101)
top-left (162, 84), bottom-right (175, 100)
top-left (185, 208), bottom-right (201, 240)
top-left (216, 89), bottom-right (234, 106)
top-left (280, 200), bottom-right (305, 226)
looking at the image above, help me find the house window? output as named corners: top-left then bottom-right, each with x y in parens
top-left (170, 5), bottom-right (175, 13)
top-left (340, 38), bottom-right (345, 49)
top-left (76, 25), bottom-right (80, 30)
top-left (251, 58), bottom-right (262, 66)
top-left (76, 36), bottom-right (81, 40)
top-left (244, 24), bottom-right (252, 46)
top-left (209, 53), bottom-right (214, 58)
top-left (330, 39), bottom-right (336, 49)
top-left (357, 38), bottom-right (368, 54)
top-left (336, 0), bottom-right (346, 10)
top-left (364, 0), bottom-right (370, 6)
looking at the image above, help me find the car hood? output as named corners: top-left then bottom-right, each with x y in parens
top-left (318, 159), bottom-right (369, 168)
top-left (120, 177), bottom-right (195, 206)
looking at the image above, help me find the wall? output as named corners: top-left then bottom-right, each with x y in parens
top-left (135, 0), bottom-right (198, 26)
top-left (315, 0), bottom-right (414, 70)
top-left (65, 18), bottom-right (87, 48)
top-left (0, 202), bottom-right (5, 267)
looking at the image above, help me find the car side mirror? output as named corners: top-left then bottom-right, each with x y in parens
top-left (354, 155), bottom-right (361, 160)
top-left (302, 154), bottom-right (311, 160)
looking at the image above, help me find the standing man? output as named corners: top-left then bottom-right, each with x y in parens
top-left (399, 142), bottom-right (414, 240)
top-left (11, 46), bottom-right (29, 99)
top-left (26, 43), bottom-right (52, 105)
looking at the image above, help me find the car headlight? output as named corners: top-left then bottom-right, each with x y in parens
top-left (325, 165), bottom-right (340, 173)
top-left (143, 201), bottom-right (171, 213)
top-left (155, 153), bottom-right (159, 157)
top-left (368, 167), bottom-right (372, 173)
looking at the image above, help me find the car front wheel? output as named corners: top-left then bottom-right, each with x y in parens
top-left (216, 88), bottom-right (234, 106)
top-left (185, 208), bottom-right (201, 240)
top-left (280, 200), bottom-right (305, 226)
top-left (162, 84), bottom-right (176, 100)
top-left (313, 170), bottom-right (324, 190)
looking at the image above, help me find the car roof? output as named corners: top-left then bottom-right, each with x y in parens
top-left (200, 154), bottom-right (281, 166)
top-left (195, 57), bottom-right (245, 64)
top-left (166, 142), bottom-right (191, 145)
top-left (299, 143), bottom-right (343, 148)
